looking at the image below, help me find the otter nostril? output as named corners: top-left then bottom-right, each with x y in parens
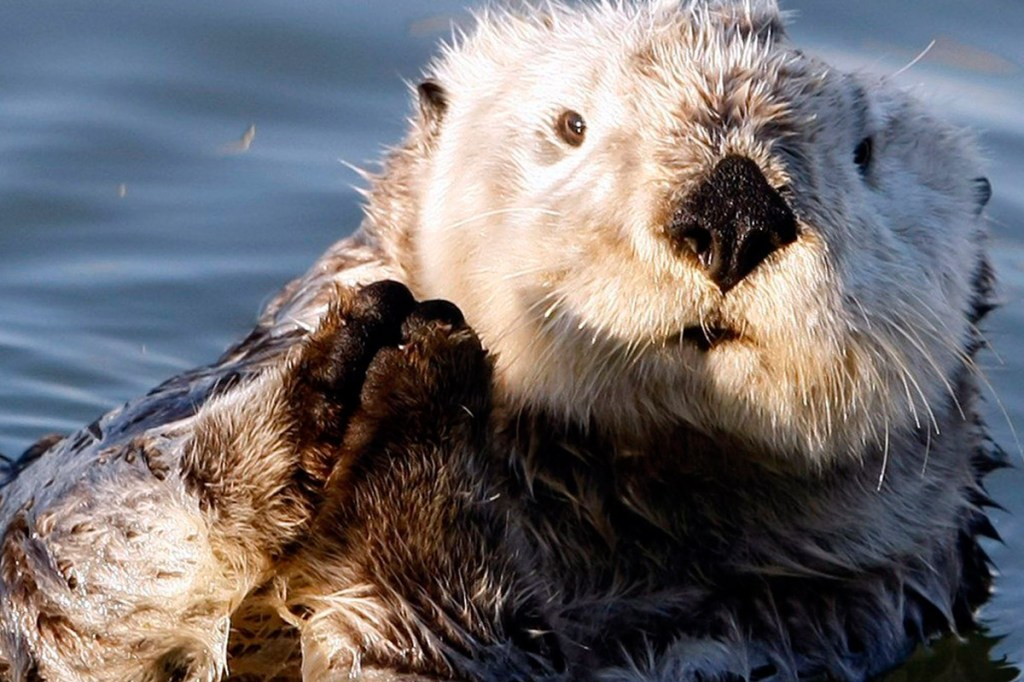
top-left (676, 223), bottom-right (713, 260)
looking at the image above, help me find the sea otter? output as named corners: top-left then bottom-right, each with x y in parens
top-left (0, 1), bottom-right (1002, 680)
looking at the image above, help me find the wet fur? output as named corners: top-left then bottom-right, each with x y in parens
top-left (0, 1), bottom-right (1003, 681)
top-left (0, 282), bottom-right (570, 681)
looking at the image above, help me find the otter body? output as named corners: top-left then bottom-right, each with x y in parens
top-left (0, 1), bottom-right (1001, 681)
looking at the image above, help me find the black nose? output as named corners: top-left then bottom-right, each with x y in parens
top-left (667, 155), bottom-right (797, 293)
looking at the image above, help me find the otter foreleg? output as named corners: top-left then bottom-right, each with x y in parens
top-left (278, 284), bottom-right (574, 681)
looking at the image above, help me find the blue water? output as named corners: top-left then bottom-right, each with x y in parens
top-left (0, 2), bottom-right (1021, 678)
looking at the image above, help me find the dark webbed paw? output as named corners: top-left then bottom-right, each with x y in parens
top-left (286, 280), bottom-right (492, 486)
top-left (287, 280), bottom-right (419, 481)
top-left (342, 296), bottom-right (492, 458)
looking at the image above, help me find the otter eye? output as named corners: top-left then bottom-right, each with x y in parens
top-left (853, 136), bottom-right (873, 173)
top-left (556, 110), bottom-right (586, 146)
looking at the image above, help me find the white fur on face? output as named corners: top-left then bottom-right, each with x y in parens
top-left (413, 0), bottom-right (987, 465)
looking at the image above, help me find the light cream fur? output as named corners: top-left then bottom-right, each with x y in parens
top-left (405, 0), bottom-right (986, 465)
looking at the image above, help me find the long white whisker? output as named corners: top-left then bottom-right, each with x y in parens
top-left (861, 306), bottom-right (939, 435)
top-left (881, 314), bottom-right (965, 420)
top-left (892, 293), bottom-right (1020, 452)
top-left (892, 39), bottom-right (936, 78)
top-left (447, 206), bottom-right (561, 231)
top-left (877, 417), bottom-right (890, 491)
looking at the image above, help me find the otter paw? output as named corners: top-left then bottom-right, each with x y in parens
top-left (289, 281), bottom-right (490, 480)
top-left (346, 297), bottom-right (492, 449)
top-left (288, 280), bottom-right (416, 479)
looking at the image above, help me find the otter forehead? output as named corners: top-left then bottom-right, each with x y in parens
top-left (404, 0), bottom-right (989, 465)
top-left (437, 0), bottom-right (813, 137)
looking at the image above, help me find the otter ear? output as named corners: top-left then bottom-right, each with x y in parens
top-left (417, 79), bottom-right (449, 137)
top-left (973, 177), bottom-right (992, 215)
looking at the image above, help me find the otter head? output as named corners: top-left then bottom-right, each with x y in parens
top-left (398, 0), bottom-right (991, 467)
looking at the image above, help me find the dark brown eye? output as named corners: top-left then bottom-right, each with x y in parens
top-left (853, 136), bottom-right (872, 173)
top-left (556, 110), bottom-right (586, 146)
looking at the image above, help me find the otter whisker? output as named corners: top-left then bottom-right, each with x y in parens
top-left (489, 287), bottom-right (563, 342)
top-left (890, 291), bottom-right (1003, 397)
top-left (877, 417), bottom-right (891, 491)
top-left (852, 296), bottom-right (941, 437)
top-left (899, 370), bottom-right (922, 431)
top-left (447, 206), bottom-right (561, 232)
top-left (871, 320), bottom-right (942, 435)
top-left (897, 289), bottom-right (977, 358)
top-left (891, 39), bottom-right (937, 78)
top-left (499, 263), bottom-right (563, 282)
top-left (889, 299), bottom-right (1021, 453)
top-left (899, 290), bottom-right (1009, 402)
top-left (857, 313), bottom-right (932, 432)
top-left (878, 312), bottom-right (966, 420)
top-left (921, 428), bottom-right (933, 476)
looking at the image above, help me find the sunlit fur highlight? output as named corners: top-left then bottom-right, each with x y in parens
top-left (364, 0), bottom-right (991, 466)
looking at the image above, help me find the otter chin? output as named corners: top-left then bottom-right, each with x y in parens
top-left (0, 1), bottom-right (1002, 681)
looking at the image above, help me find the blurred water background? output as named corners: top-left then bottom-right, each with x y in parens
top-left (0, 1), bottom-right (1021, 678)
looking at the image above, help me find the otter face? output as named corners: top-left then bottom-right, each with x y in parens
top-left (411, 0), bottom-right (990, 465)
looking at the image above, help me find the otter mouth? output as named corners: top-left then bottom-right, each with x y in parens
top-left (670, 326), bottom-right (741, 351)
